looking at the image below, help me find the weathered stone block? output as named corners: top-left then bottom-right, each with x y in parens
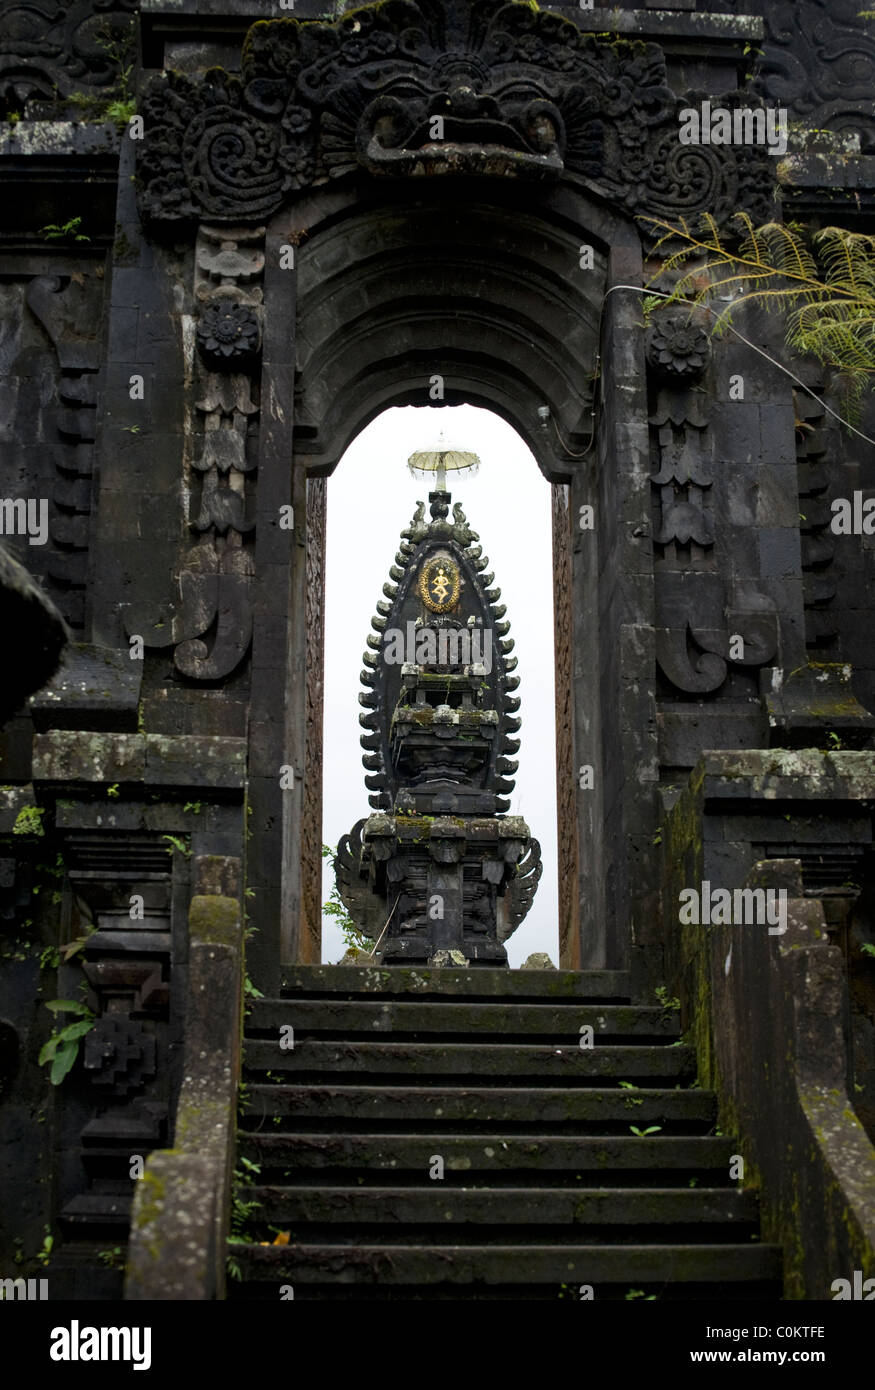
top-left (32, 731), bottom-right (146, 784)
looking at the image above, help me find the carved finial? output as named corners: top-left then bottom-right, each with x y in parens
top-left (400, 499), bottom-right (428, 544)
top-left (453, 502), bottom-right (467, 525)
top-left (429, 489), bottom-right (450, 522)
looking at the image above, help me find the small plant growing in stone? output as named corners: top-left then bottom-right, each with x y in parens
top-left (228, 1156), bottom-right (263, 1269)
top-left (39, 217), bottom-right (90, 243)
top-left (39, 999), bottom-right (96, 1084)
top-left (36, 1226), bottom-right (53, 1266)
top-left (162, 833), bottom-right (191, 859)
top-left (654, 985), bottom-right (680, 1011)
top-left (322, 843), bottom-right (371, 953)
top-left (618, 1080), bottom-right (644, 1107)
top-left (104, 98), bottom-right (136, 126)
top-left (629, 1125), bottom-right (661, 1137)
top-left (13, 805), bottom-right (45, 836)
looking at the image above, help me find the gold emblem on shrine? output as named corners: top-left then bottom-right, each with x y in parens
top-left (418, 554), bottom-right (461, 613)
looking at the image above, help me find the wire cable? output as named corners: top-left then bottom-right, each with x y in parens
top-left (549, 284), bottom-right (875, 458)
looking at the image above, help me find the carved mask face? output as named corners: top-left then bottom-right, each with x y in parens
top-left (356, 52), bottom-right (566, 177)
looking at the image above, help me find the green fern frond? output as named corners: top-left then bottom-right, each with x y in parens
top-left (642, 216), bottom-right (875, 422)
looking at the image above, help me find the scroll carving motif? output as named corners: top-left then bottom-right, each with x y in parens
top-left (125, 226), bottom-right (264, 681)
top-left (649, 348), bottom-right (778, 696)
top-left (138, 0), bottom-right (776, 230)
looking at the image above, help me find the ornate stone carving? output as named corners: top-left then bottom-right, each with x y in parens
top-left (54, 832), bottom-right (173, 1229)
top-left (25, 275), bottom-right (101, 630)
top-left (125, 227), bottom-right (263, 681)
top-left (138, 0), bottom-right (775, 229)
top-left (648, 359), bottom-right (779, 696)
top-left (335, 488), bottom-right (540, 965)
top-left (646, 312), bottom-right (711, 382)
top-left (650, 397), bottom-right (715, 551)
top-left (301, 477), bottom-right (327, 964)
top-left (722, 0), bottom-right (875, 153)
top-left (551, 483), bottom-right (577, 964)
top-left (126, 541), bottom-right (256, 682)
top-left (83, 1016), bottom-right (157, 1097)
top-left (655, 572), bottom-right (779, 695)
top-left (795, 381), bottom-right (839, 651)
top-left (356, 492), bottom-right (519, 815)
top-left (196, 298), bottom-right (261, 369)
top-left (0, 0), bottom-right (136, 111)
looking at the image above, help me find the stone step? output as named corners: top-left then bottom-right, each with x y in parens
top-left (247, 999), bottom-right (679, 1039)
top-left (242, 1040), bottom-right (695, 1081)
top-left (245, 1185), bottom-right (759, 1232)
top-left (237, 1132), bottom-right (737, 1180)
top-left (242, 1083), bottom-right (717, 1129)
top-left (227, 1241), bottom-right (782, 1293)
top-left (280, 965), bottom-right (631, 1001)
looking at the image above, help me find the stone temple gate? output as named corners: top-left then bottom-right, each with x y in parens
top-left (1, 0), bottom-right (875, 1306)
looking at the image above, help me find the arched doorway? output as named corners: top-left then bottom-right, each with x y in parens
top-left (240, 180), bottom-right (658, 987)
top-left (319, 403), bottom-right (559, 966)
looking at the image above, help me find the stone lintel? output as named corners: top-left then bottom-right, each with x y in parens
top-left (32, 731), bottom-right (246, 789)
top-left (698, 749), bottom-right (875, 805)
top-left (566, 7), bottom-right (764, 44)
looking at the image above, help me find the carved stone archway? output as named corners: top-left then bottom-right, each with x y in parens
top-left (131, 0), bottom-right (777, 987)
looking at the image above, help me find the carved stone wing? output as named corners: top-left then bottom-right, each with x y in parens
top-left (499, 837), bottom-right (542, 942)
top-left (334, 819), bottom-right (386, 942)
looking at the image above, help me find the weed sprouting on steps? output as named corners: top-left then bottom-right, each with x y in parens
top-left (227, 1155), bottom-right (263, 1280)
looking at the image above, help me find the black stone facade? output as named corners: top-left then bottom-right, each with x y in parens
top-left (0, 0), bottom-right (874, 1303)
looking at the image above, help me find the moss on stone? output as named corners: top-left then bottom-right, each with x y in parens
top-left (189, 895), bottom-right (240, 947)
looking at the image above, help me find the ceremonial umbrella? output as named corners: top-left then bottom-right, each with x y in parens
top-left (407, 436), bottom-right (480, 493)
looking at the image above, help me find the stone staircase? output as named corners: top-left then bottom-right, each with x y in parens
top-left (228, 965), bottom-right (783, 1300)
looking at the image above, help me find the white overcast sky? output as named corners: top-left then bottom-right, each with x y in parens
top-left (321, 404), bottom-right (559, 967)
